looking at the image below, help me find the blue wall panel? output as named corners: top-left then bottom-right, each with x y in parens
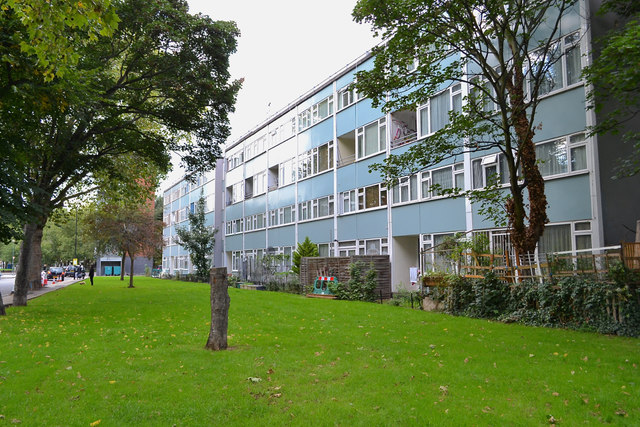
top-left (244, 194), bottom-right (267, 215)
top-left (267, 185), bottom-right (296, 209)
top-left (337, 209), bottom-right (388, 240)
top-left (336, 104), bottom-right (357, 137)
top-left (225, 202), bottom-right (243, 220)
top-left (533, 88), bottom-right (587, 142)
top-left (546, 175), bottom-right (591, 222)
top-left (268, 225), bottom-right (295, 247)
top-left (393, 198), bottom-right (466, 236)
top-left (418, 198), bottom-right (466, 233)
top-left (225, 234), bottom-right (243, 251)
top-left (298, 119), bottom-right (334, 152)
top-left (297, 173), bottom-right (334, 202)
top-left (244, 231), bottom-right (266, 249)
top-left (298, 219), bottom-right (334, 244)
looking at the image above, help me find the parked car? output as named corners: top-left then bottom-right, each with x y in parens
top-left (66, 265), bottom-right (85, 279)
top-left (47, 267), bottom-right (64, 281)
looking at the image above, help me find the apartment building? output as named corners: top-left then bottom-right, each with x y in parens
top-left (163, 1), bottom-right (640, 289)
top-left (162, 160), bottom-right (225, 276)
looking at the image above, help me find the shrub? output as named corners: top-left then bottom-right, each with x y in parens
top-left (330, 261), bottom-right (377, 302)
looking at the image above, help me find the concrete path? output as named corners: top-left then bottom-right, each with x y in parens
top-left (1, 276), bottom-right (87, 308)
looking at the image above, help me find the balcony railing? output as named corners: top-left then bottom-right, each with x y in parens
top-left (390, 131), bottom-right (417, 149)
top-left (337, 153), bottom-right (356, 168)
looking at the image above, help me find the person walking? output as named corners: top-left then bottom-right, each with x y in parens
top-left (89, 264), bottom-right (95, 286)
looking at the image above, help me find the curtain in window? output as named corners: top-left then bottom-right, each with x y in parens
top-left (472, 159), bottom-right (483, 189)
top-left (318, 144), bottom-right (329, 172)
top-left (364, 123), bottom-right (379, 156)
top-left (536, 140), bottom-right (567, 176)
top-left (565, 45), bottom-right (581, 86)
top-left (432, 167), bottom-right (453, 195)
top-left (365, 240), bottom-right (380, 255)
top-left (419, 106), bottom-right (429, 136)
top-left (430, 91), bottom-right (450, 133)
top-left (410, 175), bottom-right (418, 200)
top-left (318, 197), bottom-right (329, 217)
top-left (365, 186), bottom-right (380, 208)
top-left (570, 146), bottom-right (587, 171)
top-left (538, 224), bottom-right (571, 255)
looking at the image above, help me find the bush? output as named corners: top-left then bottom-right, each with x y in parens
top-left (329, 261), bottom-right (377, 302)
top-left (430, 270), bottom-right (640, 337)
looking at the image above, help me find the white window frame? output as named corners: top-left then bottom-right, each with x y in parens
top-left (418, 84), bottom-right (462, 138)
top-left (356, 117), bottom-right (386, 160)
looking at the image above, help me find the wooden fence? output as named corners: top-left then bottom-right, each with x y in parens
top-left (459, 243), bottom-right (640, 283)
top-left (299, 255), bottom-right (392, 298)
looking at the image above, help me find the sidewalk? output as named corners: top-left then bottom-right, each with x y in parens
top-left (1, 276), bottom-right (86, 308)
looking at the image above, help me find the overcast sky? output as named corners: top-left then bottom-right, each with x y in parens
top-left (161, 0), bottom-right (378, 191)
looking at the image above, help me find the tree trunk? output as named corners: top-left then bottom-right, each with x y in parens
top-left (13, 222), bottom-right (45, 306)
top-left (205, 267), bottom-right (229, 351)
top-left (120, 252), bottom-right (126, 281)
top-left (128, 253), bottom-right (135, 288)
top-left (506, 68), bottom-right (549, 256)
top-left (0, 292), bottom-right (6, 316)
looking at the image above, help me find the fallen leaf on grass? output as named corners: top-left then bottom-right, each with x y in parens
top-left (90, 420), bottom-right (101, 426)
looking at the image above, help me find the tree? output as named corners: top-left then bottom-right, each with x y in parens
top-left (353, 0), bottom-right (579, 255)
top-left (291, 236), bottom-right (319, 275)
top-left (0, 1), bottom-right (119, 243)
top-left (175, 195), bottom-right (216, 281)
top-left (584, 0), bottom-right (640, 177)
top-left (7, 0), bottom-right (240, 305)
top-left (84, 199), bottom-right (163, 288)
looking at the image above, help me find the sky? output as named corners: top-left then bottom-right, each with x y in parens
top-left (160, 0), bottom-right (379, 192)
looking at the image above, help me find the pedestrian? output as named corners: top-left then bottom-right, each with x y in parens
top-left (89, 264), bottom-right (95, 286)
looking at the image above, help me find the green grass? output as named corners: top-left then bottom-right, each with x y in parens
top-left (0, 277), bottom-right (638, 426)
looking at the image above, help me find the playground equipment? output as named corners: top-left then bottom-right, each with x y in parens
top-left (307, 276), bottom-right (336, 299)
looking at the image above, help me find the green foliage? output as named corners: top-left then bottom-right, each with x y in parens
top-left (353, 0), bottom-right (579, 254)
top-left (329, 261), bottom-right (378, 302)
top-left (291, 236), bottom-right (319, 275)
top-left (429, 271), bottom-right (640, 337)
top-left (175, 196), bottom-right (216, 282)
top-left (4, 0), bottom-right (241, 297)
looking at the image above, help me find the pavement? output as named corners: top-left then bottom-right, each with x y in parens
top-left (1, 275), bottom-right (87, 308)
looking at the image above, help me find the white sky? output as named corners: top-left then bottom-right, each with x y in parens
top-left (161, 0), bottom-right (378, 192)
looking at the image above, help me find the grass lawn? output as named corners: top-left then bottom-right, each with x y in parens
top-left (0, 277), bottom-right (638, 426)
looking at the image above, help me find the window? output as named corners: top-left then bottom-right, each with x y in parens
top-left (529, 31), bottom-right (582, 97)
top-left (538, 224), bottom-right (572, 255)
top-left (298, 95), bottom-right (334, 131)
top-left (279, 158), bottom-right (296, 187)
top-left (535, 132), bottom-right (587, 178)
top-left (338, 85), bottom-right (355, 110)
top-left (279, 205), bottom-right (295, 225)
top-left (363, 184), bottom-right (387, 209)
top-left (357, 118), bottom-right (386, 159)
top-left (227, 150), bottom-right (244, 171)
top-left (472, 154), bottom-right (511, 189)
top-left (298, 141), bottom-right (333, 180)
top-left (341, 189), bottom-right (356, 214)
top-left (418, 84), bottom-right (462, 137)
top-left (299, 195), bottom-right (334, 221)
top-left (392, 175), bottom-right (418, 204)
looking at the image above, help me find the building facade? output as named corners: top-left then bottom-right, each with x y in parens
top-left (163, 0), bottom-right (640, 289)
top-left (161, 160), bottom-right (225, 276)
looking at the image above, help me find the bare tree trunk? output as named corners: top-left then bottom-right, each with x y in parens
top-left (0, 293), bottom-right (6, 316)
top-left (13, 223), bottom-right (45, 306)
top-left (128, 253), bottom-right (135, 288)
top-left (120, 252), bottom-right (126, 281)
top-left (205, 267), bottom-right (229, 351)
